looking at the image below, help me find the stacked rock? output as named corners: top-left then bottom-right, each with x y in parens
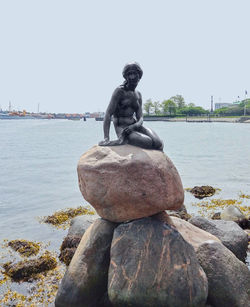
top-left (56, 145), bottom-right (209, 306)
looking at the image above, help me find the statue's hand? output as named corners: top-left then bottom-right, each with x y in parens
top-left (99, 138), bottom-right (110, 146)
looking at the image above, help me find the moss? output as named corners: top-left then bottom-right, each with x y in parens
top-left (3, 252), bottom-right (57, 281)
top-left (8, 240), bottom-right (40, 257)
top-left (189, 186), bottom-right (216, 199)
top-left (59, 248), bottom-right (75, 266)
top-left (59, 235), bottom-right (82, 265)
top-left (43, 206), bottom-right (95, 228)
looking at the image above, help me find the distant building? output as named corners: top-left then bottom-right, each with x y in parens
top-left (214, 103), bottom-right (232, 110)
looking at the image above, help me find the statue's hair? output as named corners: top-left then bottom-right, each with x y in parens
top-left (122, 62), bottom-right (143, 79)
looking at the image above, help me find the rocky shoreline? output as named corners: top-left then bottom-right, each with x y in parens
top-left (55, 145), bottom-right (250, 307)
top-left (0, 197), bottom-right (249, 306)
top-left (1, 145), bottom-right (249, 306)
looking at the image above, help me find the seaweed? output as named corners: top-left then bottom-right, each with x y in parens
top-left (239, 192), bottom-right (250, 199)
top-left (192, 198), bottom-right (250, 218)
top-left (59, 235), bottom-right (82, 265)
top-left (3, 252), bottom-right (57, 281)
top-left (42, 206), bottom-right (95, 229)
top-left (8, 240), bottom-right (40, 257)
top-left (189, 186), bottom-right (216, 199)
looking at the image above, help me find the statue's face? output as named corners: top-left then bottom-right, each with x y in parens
top-left (126, 70), bottom-right (140, 87)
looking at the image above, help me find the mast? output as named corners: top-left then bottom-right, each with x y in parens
top-left (210, 96), bottom-right (213, 113)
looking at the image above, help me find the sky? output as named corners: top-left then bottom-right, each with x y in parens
top-left (0, 0), bottom-right (249, 113)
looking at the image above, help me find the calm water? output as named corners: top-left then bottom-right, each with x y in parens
top-left (0, 119), bottom-right (250, 251)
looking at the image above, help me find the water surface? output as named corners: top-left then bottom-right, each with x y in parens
top-left (0, 119), bottom-right (250, 250)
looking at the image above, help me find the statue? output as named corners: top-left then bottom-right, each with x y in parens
top-left (99, 63), bottom-right (163, 150)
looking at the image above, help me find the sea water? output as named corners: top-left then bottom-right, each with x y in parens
top-left (0, 119), bottom-right (250, 251)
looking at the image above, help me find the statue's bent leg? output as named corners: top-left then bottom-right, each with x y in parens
top-left (138, 126), bottom-right (163, 150)
top-left (127, 131), bottom-right (153, 149)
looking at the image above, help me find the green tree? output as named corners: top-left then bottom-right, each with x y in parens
top-left (143, 99), bottom-right (153, 115)
top-left (153, 101), bottom-right (161, 115)
top-left (161, 99), bottom-right (177, 115)
top-left (170, 95), bottom-right (185, 109)
top-left (179, 106), bottom-right (208, 115)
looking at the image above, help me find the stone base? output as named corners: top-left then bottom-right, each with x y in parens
top-left (77, 145), bottom-right (184, 222)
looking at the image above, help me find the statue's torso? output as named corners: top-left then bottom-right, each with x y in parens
top-left (114, 88), bottom-right (140, 126)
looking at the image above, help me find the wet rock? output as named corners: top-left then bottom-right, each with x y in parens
top-left (221, 205), bottom-right (246, 221)
top-left (245, 229), bottom-right (250, 242)
top-left (190, 186), bottom-right (216, 199)
top-left (68, 214), bottom-right (98, 236)
top-left (166, 204), bottom-right (192, 221)
top-left (171, 217), bottom-right (220, 250)
top-left (211, 212), bottom-right (221, 220)
top-left (189, 216), bottom-right (248, 261)
top-left (55, 218), bottom-right (116, 307)
top-left (108, 217), bottom-right (208, 307)
top-left (77, 145), bottom-right (184, 222)
top-left (221, 205), bottom-right (250, 229)
top-left (196, 241), bottom-right (250, 307)
top-left (8, 239), bottom-right (40, 257)
top-left (238, 218), bottom-right (250, 230)
top-left (151, 211), bottom-right (175, 226)
top-left (3, 252), bottom-right (57, 281)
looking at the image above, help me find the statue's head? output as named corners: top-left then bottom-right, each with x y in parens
top-left (122, 62), bottom-right (143, 80)
top-left (122, 62), bottom-right (143, 89)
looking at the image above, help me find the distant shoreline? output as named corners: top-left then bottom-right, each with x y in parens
top-left (143, 116), bottom-right (250, 123)
top-left (1, 116), bottom-right (250, 123)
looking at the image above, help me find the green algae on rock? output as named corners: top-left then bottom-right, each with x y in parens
top-left (42, 206), bottom-right (95, 229)
top-left (8, 240), bottom-right (40, 257)
top-left (3, 252), bottom-right (57, 281)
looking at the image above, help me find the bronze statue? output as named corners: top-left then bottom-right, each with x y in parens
top-left (99, 63), bottom-right (163, 150)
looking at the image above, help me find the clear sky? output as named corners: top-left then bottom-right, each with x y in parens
top-left (0, 0), bottom-right (249, 113)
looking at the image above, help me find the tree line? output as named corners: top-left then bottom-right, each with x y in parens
top-left (213, 99), bottom-right (250, 116)
top-left (143, 95), bottom-right (209, 116)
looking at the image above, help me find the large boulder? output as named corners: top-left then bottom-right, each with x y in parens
top-left (196, 241), bottom-right (250, 307)
top-left (108, 217), bottom-right (208, 307)
top-left (189, 216), bottom-right (248, 261)
top-left (55, 219), bottom-right (116, 307)
top-left (171, 217), bottom-right (221, 250)
top-left (77, 145), bottom-right (184, 222)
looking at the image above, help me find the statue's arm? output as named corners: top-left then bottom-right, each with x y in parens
top-left (100, 88), bottom-right (121, 144)
top-left (123, 92), bottom-right (143, 136)
top-left (134, 92), bottom-right (143, 128)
